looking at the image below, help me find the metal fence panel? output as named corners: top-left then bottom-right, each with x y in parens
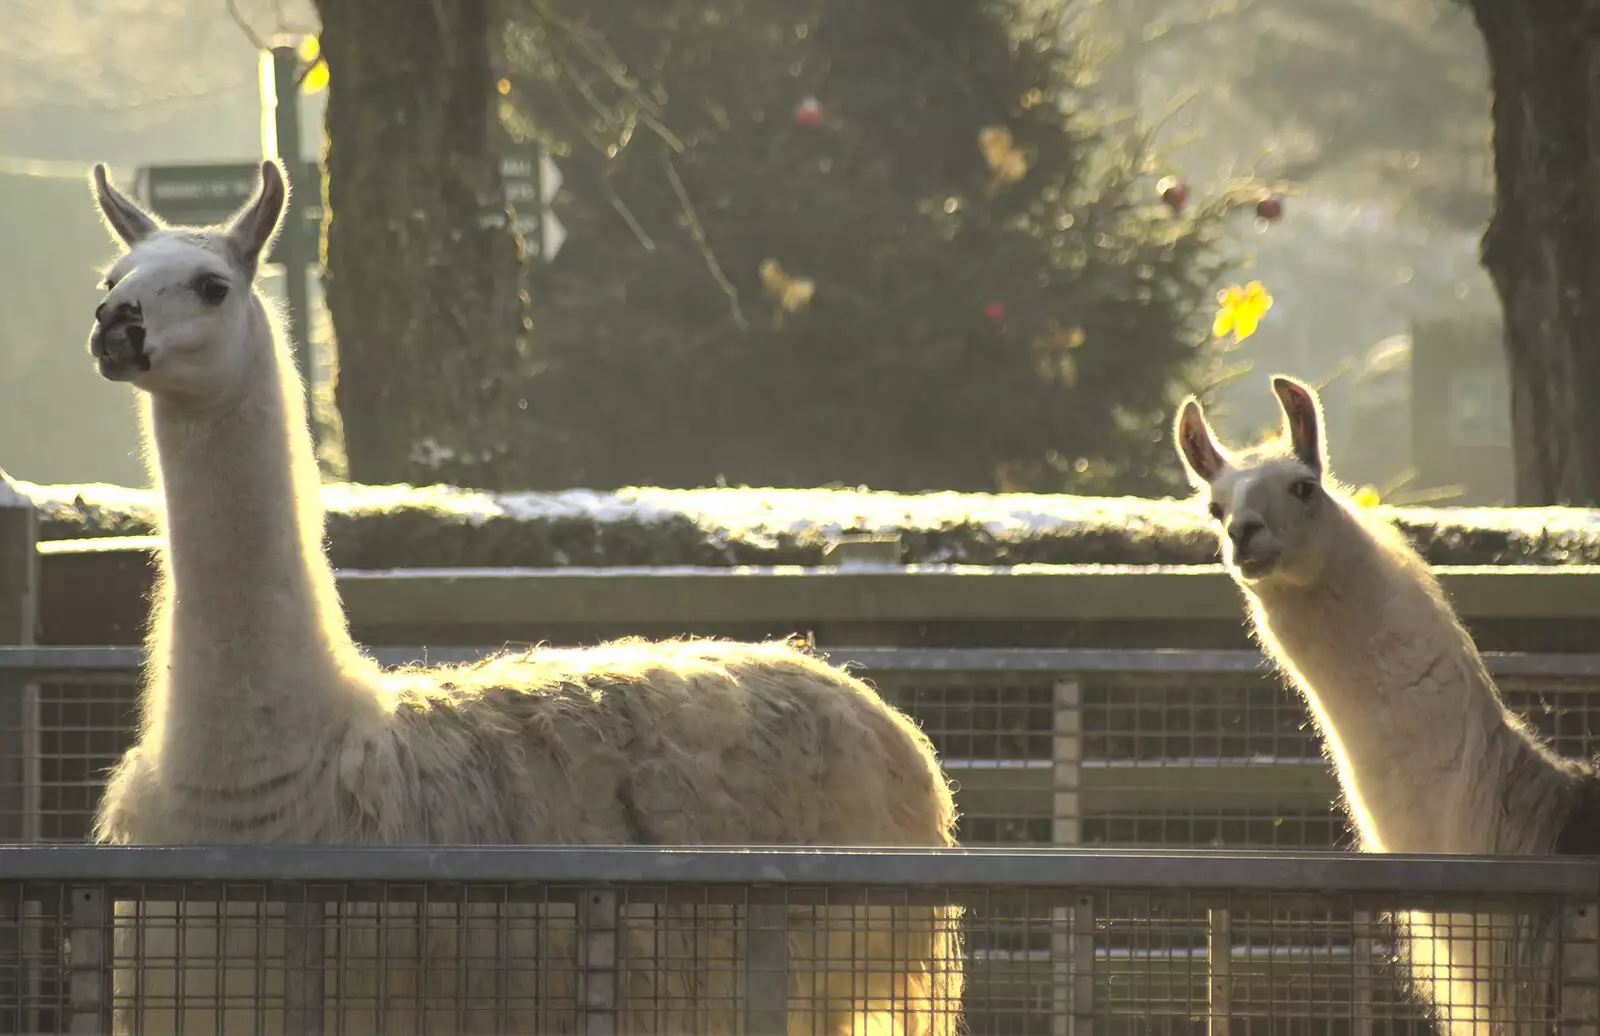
top-left (4, 648), bottom-right (1600, 853)
top-left (0, 847), bottom-right (1596, 1036)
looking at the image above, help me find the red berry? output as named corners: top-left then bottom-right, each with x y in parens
top-left (794, 97), bottom-right (823, 128)
top-left (984, 301), bottom-right (1006, 322)
top-left (1157, 176), bottom-right (1188, 213)
top-left (1256, 194), bottom-right (1284, 222)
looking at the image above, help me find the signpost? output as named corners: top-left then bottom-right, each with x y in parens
top-left (502, 148), bottom-right (565, 262)
top-left (142, 160), bottom-right (322, 258)
top-left (139, 47), bottom-right (320, 436)
top-left (1411, 316), bottom-right (1514, 504)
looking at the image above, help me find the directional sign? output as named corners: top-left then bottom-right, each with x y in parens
top-left (501, 151), bottom-right (565, 262)
top-left (144, 153), bottom-right (564, 265)
top-left (142, 161), bottom-right (322, 262)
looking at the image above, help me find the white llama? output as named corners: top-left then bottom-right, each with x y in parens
top-left (1174, 374), bottom-right (1599, 1036)
top-left (83, 159), bottom-right (964, 1036)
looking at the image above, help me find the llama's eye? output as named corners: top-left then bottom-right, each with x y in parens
top-left (1207, 501), bottom-right (1224, 522)
top-left (196, 276), bottom-right (229, 305)
top-left (1290, 479), bottom-right (1317, 502)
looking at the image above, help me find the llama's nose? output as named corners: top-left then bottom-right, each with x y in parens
top-left (90, 298), bottom-right (149, 370)
top-left (1228, 517), bottom-right (1265, 552)
top-left (95, 298), bottom-right (143, 330)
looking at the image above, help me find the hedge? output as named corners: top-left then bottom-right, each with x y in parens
top-left (17, 481), bottom-right (1600, 568)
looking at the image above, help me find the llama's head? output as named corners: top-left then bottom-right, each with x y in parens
top-left (1175, 375), bottom-right (1339, 588)
top-left (85, 161), bottom-right (287, 400)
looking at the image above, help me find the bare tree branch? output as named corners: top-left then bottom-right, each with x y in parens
top-left (664, 157), bottom-right (747, 332)
top-left (267, 0), bottom-right (318, 35)
top-left (529, 0), bottom-right (686, 153)
top-left (605, 177), bottom-right (657, 251)
top-left (225, 0), bottom-right (270, 50)
top-left (550, 75), bottom-right (616, 156)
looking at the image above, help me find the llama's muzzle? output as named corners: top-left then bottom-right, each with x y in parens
top-left (1228, 518), bottom-right (1281, 578)
top-left (90, 299), bottom-right (150, 380)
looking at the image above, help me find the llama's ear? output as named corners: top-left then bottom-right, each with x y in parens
top-left (225, 160), bottom-right (289, 276)
top-left (1271, 375), bottom-right (1325, 475)
top-left (1175, 398), bottom-right (1227, 484)
top-left (91, 164), bottom-right (160, 248)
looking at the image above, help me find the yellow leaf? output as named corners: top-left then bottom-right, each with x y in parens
top-left (300, 59), bottom-right (329, 95)
top-left (781, 278), bottom-right (815, 314)
top-left (1353, 486), bottom-right (1381, 509)
top-left (998, 149), bottom-right (1028, 183)
top-left (297, 35), bottom-right (320, 63)
top-left (1212, 281), bottom-right (1274, 342)
top-left (759, 258), bottom-right (787, 293)
top-left (979, 125), bottom-right (1013, 169)
top-left (1212, 308), bottom-right (1234, 339)
top-left (760, 258), bottom-right (814, 314)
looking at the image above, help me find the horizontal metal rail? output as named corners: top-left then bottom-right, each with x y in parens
top-left (0, 844), bottom-right (1596, 895)
top-left (0, 645), bottom-right (1597, 677)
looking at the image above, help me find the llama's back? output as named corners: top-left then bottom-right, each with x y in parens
top-left (374, 636), bottom-right (958, 849)
top-left (112, 637), bottom-right (965, 1035)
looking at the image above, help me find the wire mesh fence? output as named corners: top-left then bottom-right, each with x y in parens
top-left (3, 647), bottom-right (1600, 851)
top-left (0, 846), bottom-right (1596, 1036)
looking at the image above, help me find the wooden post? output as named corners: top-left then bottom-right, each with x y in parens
top-left (1052, 679), bottom-right (1082, 847)
top-left (1562, 898), bottom-right (1600, 1036)
top-left (1051, 679), bottom-right (1083, 1036)
top-left (1207, 905), bottom-right (1232, 1036)
top-left (577, 889), bottom-right (619, 1036)
top-left (284, 902), bottom-right (326, 1036)
top-left (0, 473), bottom-right (41, 1032)
top-left (1069, 892), bottom-right (1096, 1036)
top-left (0, 468), bottom-right (39, 844)
top-left (1351, 910), bottom-right (1375, 1036)
top-left (744, 900), bottom-right (790, 1034)
top-left (68, 886), bottom-right (108, 1035)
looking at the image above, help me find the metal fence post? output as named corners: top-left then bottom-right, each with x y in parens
top-left (577, 888), bottom-right (619, 1036)
top-left (67, 886), bottom-right (108, 1035)
top-left (1207, 905), bottom-right (1232, 1036)
top-left (744, 899), bottom-right (790, 1034)
top-left (1562, 898), bottom-right (1600, 1036)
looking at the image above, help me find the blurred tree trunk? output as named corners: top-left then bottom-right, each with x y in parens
top-left (314, 0), bottom-right (524, 487)
top-left (1468, 2), bottom-right (1600, 505)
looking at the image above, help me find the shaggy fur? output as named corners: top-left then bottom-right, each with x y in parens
top-left (1175, 374), bottom-right (1598, 1036)
top-left (84, 160), bottom-right (964, 1035)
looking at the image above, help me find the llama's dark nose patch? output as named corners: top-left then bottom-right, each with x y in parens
top-left (96, 298), bottom-right (143, 329)
top-left (101, 325), bottom-right (149, 370)
top-left (1229, 518), bottom-right (1265, 551)
top-left (96, 306), bottom-right (150, 372)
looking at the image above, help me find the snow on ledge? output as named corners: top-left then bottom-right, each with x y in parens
top-left (332, 562), bottom-right (1230, 579)
top-left (0, 469), bottom-right (29, 509)
top-left (319, 482), bottom-right (1213, 547)
top-left (17, 479), bottom-right (1600, 547)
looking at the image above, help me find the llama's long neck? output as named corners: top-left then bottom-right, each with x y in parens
top-left (1246, 503), bottom-right (1572, 855)
top-left (140, 297), bottom-right (369, 763)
